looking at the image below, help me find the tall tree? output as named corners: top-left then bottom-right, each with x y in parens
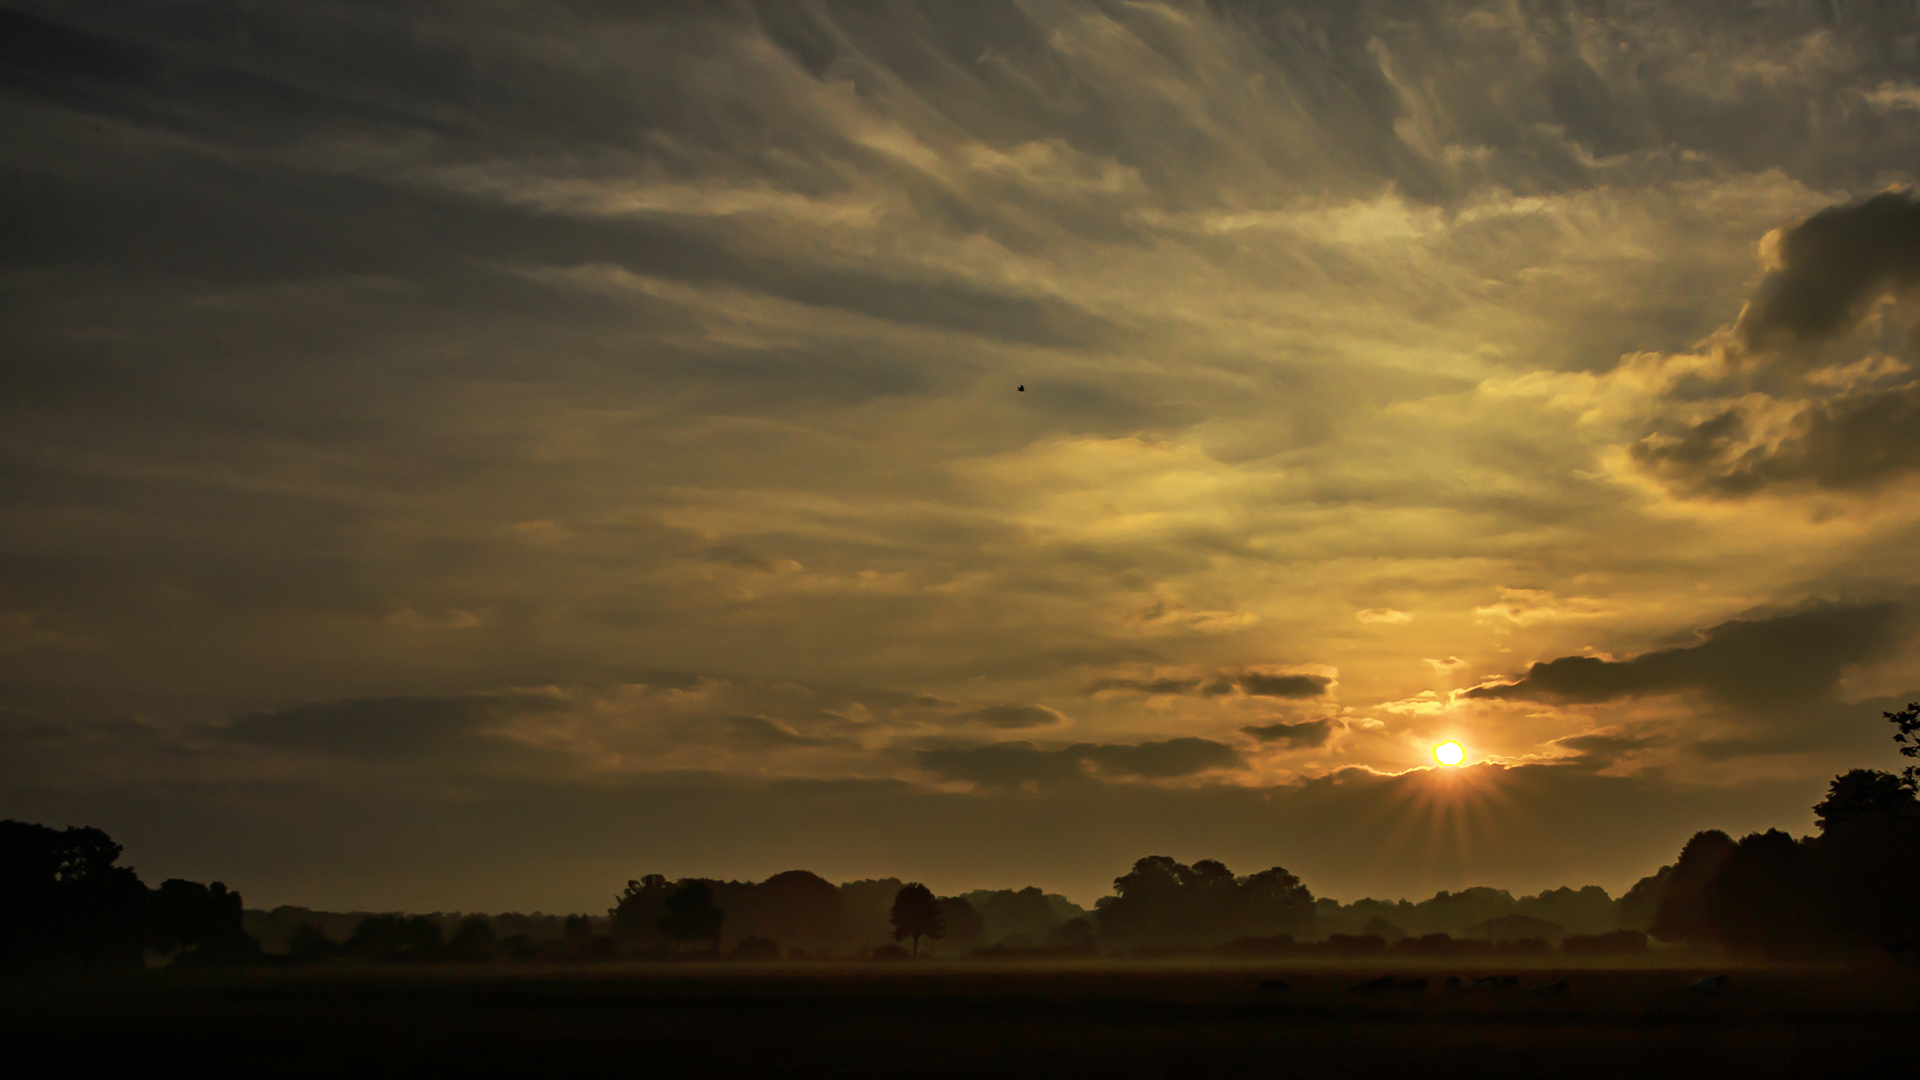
top-left (1887, 702), bottom-right (1920, 791)
top-left (889, 883), bottom-right (944, 958)
top-left (1814, 769), bottom-right (1918, 832)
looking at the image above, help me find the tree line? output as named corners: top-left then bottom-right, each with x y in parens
top-left (0, 820), bottom-right (258, 969)
top-left (5, 706), bottom-right (1915, 969)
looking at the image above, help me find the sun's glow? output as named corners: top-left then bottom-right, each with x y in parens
top-left (1434, 741), bottom-right (1466, 766)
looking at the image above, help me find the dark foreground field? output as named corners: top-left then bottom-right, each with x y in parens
top-left (5, 963), bottom-right (1913, 1077)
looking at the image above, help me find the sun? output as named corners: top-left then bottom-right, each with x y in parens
top-left (1433, 741), bottom-right (1465, 766)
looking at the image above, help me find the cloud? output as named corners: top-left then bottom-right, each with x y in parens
top-left (726, 715), bottom-right (851, 749)
top-left (1739, 192), bottom-right (1920, 352)
top-left (1092, 670), bottom-right (1330, 699)
top-left (1475, 588), bottom-right (1607, 625)
top-left (224, 691), bottom-right (566, 759)
top-left (13, 0), bottom-right (1920, 905)
top-left (1236, 672), bottom-right (1333, 699)
top-left (913, 742), bottom-right (1093, 789)
top-left (1633, 387), bottom-right (1920, 496)
top-left (915, 737), bottom-right (1242, 788)
top-left (1550, 729), bottom-right (1670, 769)
top-left (1088, 676), bottom-right (1206, 696)
top-left (1465, 602), bottom-right (1902, 708)
top-left (1630, 192), bottom-right (1920, 497)
top-left (1078, 738), bottom-right (1244, 779)
top-left (1241, 719), bottom-right (1334, 749)
top-left (951, 704), bottom-right (1071, 729)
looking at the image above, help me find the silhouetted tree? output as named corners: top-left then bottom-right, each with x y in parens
top-left (732, 934), bottom-right (781, 961)
top-left (660, 881), bottom-right (725, 954)
top-left (1096, 856), bottom-right (1313, 948)
top-left (889, 883), bottom-right (944, 957)
top-left (0, 820), bottom-right (151, 969)
top-left (1886, 702), bottom-right (1920, 790)
top-left (402, 914), bottom-right (444, 958)
top-left (1650, 830), bottom-right (1735, 944)
top-left (937, 896), bottom-right (984, 951)
top-left (447, 915), bottom-right (496, 961)
top-left (343, 913), bottom-right (443, 961)
top-left (149, 878), bottom-right (259, 965)
top-left (720, 870), bottom-right (847, 951)
top-left (286, 923), bottom-right (337, 964)
top-left (1815, 769), bottom-right (1918, 831)
top-left (965, 886), bottom-right (1056, 944)
top-left (611, 874), bottom-right (672, 953)
top-left (1617, 865), bottom-right (1671, 931)
top-left (839, 877), bottom-right (907, 945)
top-left (1817, 810), bottom-right (1920, 951)
top-left (1515, 885), bottom-right (1616, 933)
top-left (1046, 917), bottom-right (1096, 952)
top-left (1704, 829), bottom-right (1828, 959)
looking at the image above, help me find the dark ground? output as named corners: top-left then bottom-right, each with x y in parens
top-left (4, 962), bottom-right (1912, 1077)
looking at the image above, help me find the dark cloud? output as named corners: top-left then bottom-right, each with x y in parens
top-left (916, 737), bottom-right (1241, 789)
top-left (1241, 719), bottom-right (1333, 749)
top-left (1092, 672), bottom-right (1330, 699)
top-left (725, 715), bottom-right (849, 749)
top-left (1637, 192), bottom-right (1920, 497)
top-left (1236, 673), bottom-right (1332, 699)
top-left (1686, 736), bottom-right (1804, 762)
top-left (913, 742), bottom-right (1091, 789)
top-left (952, 704), bottom-right (1070, 730)
top-left (1633, 385), bottom-right (1920, 496)
top-left (1464, 602), bottom-right (1902, 708)
top-left (1740, 192), bottom-right (1920, 352)
top-left (1551, 730), bottom-right (1669, 769)
top-left (1088, 677), bottom-right (1205, 696)
top-left (1078, 738), bottom-right (1243, 779)
top-left (223, 692), bottom-right (563, 759)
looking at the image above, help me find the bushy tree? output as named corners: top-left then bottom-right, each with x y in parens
top-left (936, 896), bottom-right (984, 950)
top-left (0, 820), bottom-right (151, 968)
top-left (1649, 830), bottom-right (1735, 944)
top-left (1704, 830), bottom-right (1828, 959)
top-left (889, 883), bottom-right (944, 957)
top-left (149, 878), bottom-right (259, 965)
top-left (1616, 865), bottom-right (1672, 931)
top-left (1814, 769), bottom-right (1918, 832)
top-left (287, 923), bottom-right (337, 963)
top-left (611, 874), bottom-right (672, 952)
top-left (340, 913), bottom-right (444, 961)
top-left (447, 915), bottom-right (496, 961)
top-left (659, 881), bottom-right (725, 953)
top-left (1096, 856), bottom-right (1313, 948)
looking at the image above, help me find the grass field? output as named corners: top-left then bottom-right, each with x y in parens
top-left (5, 962), bottom-right (1913, 1077)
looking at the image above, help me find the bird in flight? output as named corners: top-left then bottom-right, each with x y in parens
top-left (1018, 385), bottom-right (1025, 391)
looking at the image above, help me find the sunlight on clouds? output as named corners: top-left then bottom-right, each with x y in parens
top-left (15, 1), bottom-right (1920, 904)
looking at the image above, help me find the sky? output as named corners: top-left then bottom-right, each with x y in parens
top-left (5, 0), bottom-right (1920, 913)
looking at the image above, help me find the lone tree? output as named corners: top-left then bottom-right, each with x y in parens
top-left (889, 883), bottom-right (945, 958)
top-left (659, 880), bottom-right (725, 954)
top-left (1888, 702), bottom-right (1920, 791)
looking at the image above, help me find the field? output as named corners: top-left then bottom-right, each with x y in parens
top-left (5, 962), bottom-right (1913, 1077)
